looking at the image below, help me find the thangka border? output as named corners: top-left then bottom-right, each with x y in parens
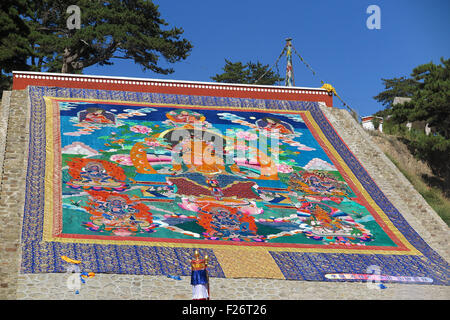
top-left (20, 86), bottom-right (449, 285)
top-left (43, 97), bottom-right (412, 253)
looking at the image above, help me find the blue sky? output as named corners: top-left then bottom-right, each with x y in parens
top-left (85, 0), bottom-right (450, 117)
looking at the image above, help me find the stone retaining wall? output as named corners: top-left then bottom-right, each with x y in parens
top-left (0, 90), bottom-right (30, 299)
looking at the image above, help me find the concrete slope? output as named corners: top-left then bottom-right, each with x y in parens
top-left (320, 106), bottom-right (449, 262)
top-left (0, 90), bottom-right (30, 300)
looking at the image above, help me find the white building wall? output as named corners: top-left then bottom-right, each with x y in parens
top-left (362, 121), bottom-right (375, 131)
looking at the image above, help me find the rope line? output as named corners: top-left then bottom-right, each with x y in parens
top-left (253, 40), bottom-right (359, 120)
top-left (291, 44), bottom-right (358, 118)
top-left (254, 46), bottom-right (286, 84)
top-left (291, 45), bottom-right (317, 77)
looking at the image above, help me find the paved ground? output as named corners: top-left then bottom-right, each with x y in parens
top-left (15, 273), bottom-right (450, 300)
top-left (0, 90), bottom-right (448, 300)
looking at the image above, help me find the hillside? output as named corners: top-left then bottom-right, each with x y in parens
top-left (367, 130), bottom-right (450, 226)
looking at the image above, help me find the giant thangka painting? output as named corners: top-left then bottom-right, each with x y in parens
top-left (21, 86), bottom-right (449, 284)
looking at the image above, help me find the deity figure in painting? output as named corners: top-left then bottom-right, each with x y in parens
top-left (196, 204), bottom-right (264, 242)
top-left (66, 159), bottom-right (127, 191)
top-left (166, 109), bottom-right (206, 124)
top-left (288, 170), bottom-right (351, 197)
top-left (82, 191), bottom-right (156, 237)
top-left (79, 107), bottom-right (115, 124)
top-left (256, 117), bottom-right (294, 134)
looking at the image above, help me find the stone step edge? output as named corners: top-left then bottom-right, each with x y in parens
top-left (0, 90), bottom-right (12, 190)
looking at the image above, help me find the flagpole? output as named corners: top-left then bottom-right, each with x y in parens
top-left (285, 38), bottom-right (294, 87)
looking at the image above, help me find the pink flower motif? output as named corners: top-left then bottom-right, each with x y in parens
top-left (276, 163), bottom-right (293, 173)
top-left (233, 157), bottom-right (248, 164)
top-left (130, 125), bottom-right (152, 134)
top-left (178, 198), bottom-right (199, 212)
top-left (144, 139), bottom-right (160, 147)
top-left (111, 154), bottom-right (172, 166)
top-left (235, 144), bottom-right (249, 151)
top-left (112, 228), bottom-right (133, 237)
top-left (110, 154), bottom-right (134, 166)
top-left (236, 130), bottom-right (258, 141)
top-left (239, 202), bottom-right (263, 215)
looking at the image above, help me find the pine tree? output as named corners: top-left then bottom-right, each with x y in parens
top-left (211, 59), bottom-right (283, 85)
top-left (0, 0), bottom-right (193, 89)
top-left (0, 0), bottom-right (31, 92)
top-left (29, 0), bottom-right (192, 74)
top-left (211, 60), bottom-right (249, 84)
top-left (374, 58), bottom-right (449, 139)
top-left (374, 58), bottom-right (450, 192)
top-left (408, 58), bottom-right (450, 139)
top-left (373, 76), bottom-right (419, 109)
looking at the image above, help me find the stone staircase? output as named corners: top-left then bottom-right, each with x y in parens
top-left (0, 91), bottom-right (11, 189)
top-left (321, 106), bottom-right (449, 262)
top-left (0, 90), bottom-right (29, 299)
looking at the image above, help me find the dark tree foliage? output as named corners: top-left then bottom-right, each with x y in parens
top-left (373, 77), bottom-right (419, 109)
top-left (375, 58), bottom-right (450, 195)
top-left (375, 58), bottom-right (449, 139)
top-left (0, 0), bottom-right (193, 91)
top-left (408, 58), bottom-right (450, 140)
top-left (0, 0), bottom-right (31, 92)
top-left (211, 59), bottom-right (284, 85)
